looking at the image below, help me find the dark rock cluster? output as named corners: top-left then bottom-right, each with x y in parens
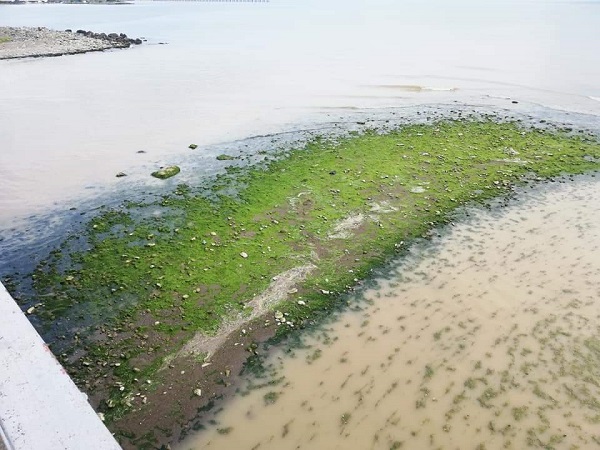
top-left (74, 29), bottom-right (143, 47)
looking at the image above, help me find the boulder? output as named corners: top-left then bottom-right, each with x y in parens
top-left (151, 166), bottom-right (181, 179)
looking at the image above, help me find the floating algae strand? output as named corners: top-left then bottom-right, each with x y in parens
top-left (177, 174), bottom-right (600, 450)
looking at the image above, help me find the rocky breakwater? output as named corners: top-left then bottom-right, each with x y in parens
top-left (0, 26), bottom-right (143, 60)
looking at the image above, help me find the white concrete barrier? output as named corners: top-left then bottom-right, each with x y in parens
top-left (0, 283), bottom-right (121, 450)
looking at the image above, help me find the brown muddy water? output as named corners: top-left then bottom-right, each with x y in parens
top-left (177, 175), bottom-right (600, 450)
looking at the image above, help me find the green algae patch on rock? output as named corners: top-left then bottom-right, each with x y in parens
top-left (151, 166), bottom-right (181, 179)
top-left (216, 154), bottom-right (237, 161)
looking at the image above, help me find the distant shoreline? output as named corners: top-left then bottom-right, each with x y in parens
top-left (0, 1), bottom-right (130, 5)
top-left (0, 26), bottom-right (142, 60)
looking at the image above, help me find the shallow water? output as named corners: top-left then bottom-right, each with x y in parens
top-left (1, 0), bottom-right (599, 227)
top-left (177, 175), bottom-right (600, 450)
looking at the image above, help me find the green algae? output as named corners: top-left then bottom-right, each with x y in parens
top-left (21, 119), bottom-right (600, 421)
top-left (263, 391), bottom-right (280, 405)
top-left (151, 165), bottom-right (181, 179)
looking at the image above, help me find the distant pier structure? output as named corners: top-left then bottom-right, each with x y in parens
top-left (139, 0), bottom-right (270, 2)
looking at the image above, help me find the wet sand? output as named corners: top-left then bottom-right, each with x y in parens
top-left (178, 174), bottom-right (600, 450)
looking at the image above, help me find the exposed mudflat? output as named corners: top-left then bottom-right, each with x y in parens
top-left (0, 26), bottom-right (140, 59)
top-left (178, 174), bottom-right (600, 450)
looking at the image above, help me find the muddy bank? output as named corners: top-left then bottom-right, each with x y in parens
top-left (0, 26), bottom-right (142, 60)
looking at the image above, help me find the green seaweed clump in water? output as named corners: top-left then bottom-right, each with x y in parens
top-left (263, 391), bottom-right (280, 405)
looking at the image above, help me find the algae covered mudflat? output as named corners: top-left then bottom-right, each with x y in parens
top-left (5, 119), bottom-right (600, 446)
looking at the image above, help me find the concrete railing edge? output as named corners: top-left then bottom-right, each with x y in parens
top-left (0, 282), bottom-right (122, 450)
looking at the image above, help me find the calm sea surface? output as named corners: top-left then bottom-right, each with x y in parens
top-left (1, 0), bottom-right (599, 227)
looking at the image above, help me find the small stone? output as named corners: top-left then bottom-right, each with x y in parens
top-left (194, 388), bottom-right (202, 397)
top-left (240, 252), bottom-right (248, 258)
top-left (116, 172), bottom-right (127, 178)
top-left (297, 300), bottom-right (306, 306)
top-left (188, 144), bottom-right (198, 149)
top-left (274, 311), bottom-right (284, 320)
top-left (97, 412), bottom-right (106, 422)
top-left (26, 306), bottom-right (35, 314)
